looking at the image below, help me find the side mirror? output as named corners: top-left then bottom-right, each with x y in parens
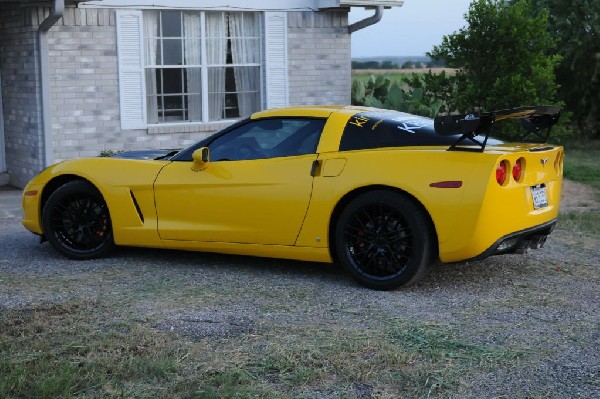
top-left (192, 147), bottom-right (210, 171)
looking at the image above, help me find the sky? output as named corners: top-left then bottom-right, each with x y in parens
top-left (349, 0), bottom-right (473, 57)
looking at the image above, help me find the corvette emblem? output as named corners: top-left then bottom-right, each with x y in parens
top-left (540, 158), bottom-right (549, 167)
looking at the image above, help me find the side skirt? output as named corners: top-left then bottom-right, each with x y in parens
top-left (160, 240), bottom-right (333, 263)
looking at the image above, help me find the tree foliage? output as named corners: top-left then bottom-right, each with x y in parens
top-left (531, 0), bottom-right (600, 138)
top-left (428, 0), bottom-right (561, 114)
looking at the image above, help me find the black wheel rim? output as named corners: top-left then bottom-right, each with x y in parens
top-left (344, 202), bottom-right (413, 279)
top-left (49, 193), bottom-right (111, 255)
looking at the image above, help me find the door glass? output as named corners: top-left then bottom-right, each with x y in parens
top-left (208, 118), bottom-right (326, 161)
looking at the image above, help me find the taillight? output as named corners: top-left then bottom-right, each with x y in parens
top-left (512, 158), bottom-right (523, 182)
top-left (496, 160), bottom-right (508, 185)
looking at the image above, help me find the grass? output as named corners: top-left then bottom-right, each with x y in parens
top-left (558, 211), bottom-right (600, 235)
top-left (0, 302), bottom-right (180, 398)
top-left (563, 139), bottom-right (600, 192)
top-left (560, 139), bottom-right (600, 235)
top-left (0, 300), bottom-right (526, 398)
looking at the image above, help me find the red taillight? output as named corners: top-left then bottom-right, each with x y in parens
top-left (512, 158), bottom-right (523, 182)
top-left (496, 160), bottom-right (508, 185)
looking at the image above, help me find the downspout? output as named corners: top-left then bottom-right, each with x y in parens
top-left (348, 6), bottom-right (383, 34)
top-left (38, 0), bottom-right (64, 167)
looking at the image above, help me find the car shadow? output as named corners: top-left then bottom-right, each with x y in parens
top-left (114, 245), bottom-right (351, 286)
top-left (18, 226), bottom-right (538, 293)
top-left (110, 245), bottom-right (536, 293)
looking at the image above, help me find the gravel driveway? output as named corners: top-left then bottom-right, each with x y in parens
top-left (1, 203), bottom-right (598, 397)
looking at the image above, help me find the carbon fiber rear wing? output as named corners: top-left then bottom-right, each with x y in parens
top-left (434, 106), bottom-right (561, 152)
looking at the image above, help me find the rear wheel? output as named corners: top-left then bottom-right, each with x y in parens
top-left (334, 190), bottom-right (435, 290)
top-left (42, 180), bottom-right (115, 259)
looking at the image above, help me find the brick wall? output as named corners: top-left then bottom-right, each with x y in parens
top-left (288, 11), bottom-right (351, 105)
top-left (0, 8), bottom-right (44, 188)
top-left (49, 8), bottom-right (209, 163)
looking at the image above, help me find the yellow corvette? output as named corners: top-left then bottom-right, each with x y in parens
top-left (22, 105), bottom-right (563, 289)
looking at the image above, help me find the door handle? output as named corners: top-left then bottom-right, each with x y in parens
top-left (310, 160), bottom-right (321, 177)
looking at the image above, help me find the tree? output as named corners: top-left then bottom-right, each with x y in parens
top-left (532, 0), bottom-right (600, 138)
top-left (351, 60), bottom-right (381, 70)
top-left (428, 0), bottom-right (561, 115)
top-left (381, 60), bottom-right (399, 69)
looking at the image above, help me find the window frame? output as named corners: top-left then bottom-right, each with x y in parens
top-left (172, 117), bottom-right (327, 162)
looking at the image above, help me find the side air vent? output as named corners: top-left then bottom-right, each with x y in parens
top-left (528, 146), bottom-right (555, 152)
top-left (129, 190), bottom-right (144, 223)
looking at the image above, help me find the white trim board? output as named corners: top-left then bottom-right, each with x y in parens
top-left (80, 0), bottom-right (338, 11)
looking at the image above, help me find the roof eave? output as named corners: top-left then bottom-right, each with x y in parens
top-left (338, 0), bottom-right (404, 8)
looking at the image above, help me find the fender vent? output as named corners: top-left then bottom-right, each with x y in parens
top-left (130, 190), bottom-right (144, 223)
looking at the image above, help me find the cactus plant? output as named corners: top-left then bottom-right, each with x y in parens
top-left (352, 75), bottom-right (444, 119)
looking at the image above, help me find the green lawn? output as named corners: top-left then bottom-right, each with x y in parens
top-left (563, 140), bottom-right (600, 192)
top-left (560, 139), bottom-right (600, 235)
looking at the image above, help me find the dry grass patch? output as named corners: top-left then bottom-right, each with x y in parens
top-left (0, 299), bottom-right (526, 398)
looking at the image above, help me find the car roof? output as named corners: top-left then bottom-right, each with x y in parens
top-left (250, 105), bottom-right (372, 119)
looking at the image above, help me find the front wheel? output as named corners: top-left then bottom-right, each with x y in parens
top-left (42, 180), bottom-right (115, 259)
top-left (334, 190), bottom-right (436, 290)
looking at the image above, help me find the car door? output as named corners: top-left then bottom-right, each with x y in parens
top-left (153, 118), bottom-right (325, 245)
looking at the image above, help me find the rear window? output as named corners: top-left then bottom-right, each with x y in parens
top-left (339, 110), bottom-right (454, 151)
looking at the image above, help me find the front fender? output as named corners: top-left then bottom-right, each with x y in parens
top-left (23, 158), bottom-right (168, 247)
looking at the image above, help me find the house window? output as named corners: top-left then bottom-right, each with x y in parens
top-left (144, 11), bottom-right (262, 124)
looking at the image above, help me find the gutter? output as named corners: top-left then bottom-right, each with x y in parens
top-left (348, 5), bottom-right (383, 34)
top-left (38, 0), bottom-right (65, 167)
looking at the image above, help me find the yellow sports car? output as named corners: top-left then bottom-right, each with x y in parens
top-left (22, 105), bottom-right (563, 289)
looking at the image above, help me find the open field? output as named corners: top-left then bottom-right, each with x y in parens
top-left (352, 68), bottom-right (457, 85)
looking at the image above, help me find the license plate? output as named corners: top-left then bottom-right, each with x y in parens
top-left (531, 184), bottom-right (548, 209)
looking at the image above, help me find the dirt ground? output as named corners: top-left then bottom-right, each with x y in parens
top-left (561, 179), bottom-right (600, 212)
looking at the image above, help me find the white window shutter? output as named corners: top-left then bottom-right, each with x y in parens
top-left (264, 12), bottom-right (288, 109)
top-left (116, 10), bottom-right (146, 129)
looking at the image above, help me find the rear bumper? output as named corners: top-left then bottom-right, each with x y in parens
top-left (462, 219), bottom-right (557, 262)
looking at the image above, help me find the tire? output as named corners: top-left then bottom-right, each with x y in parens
top-left (334, 190), bottom-right (435, 290)
top-left (42, 180), bottom-right (115, 260)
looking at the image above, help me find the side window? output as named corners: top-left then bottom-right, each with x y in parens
top-left (208, 118), bottom-right (325, 161)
